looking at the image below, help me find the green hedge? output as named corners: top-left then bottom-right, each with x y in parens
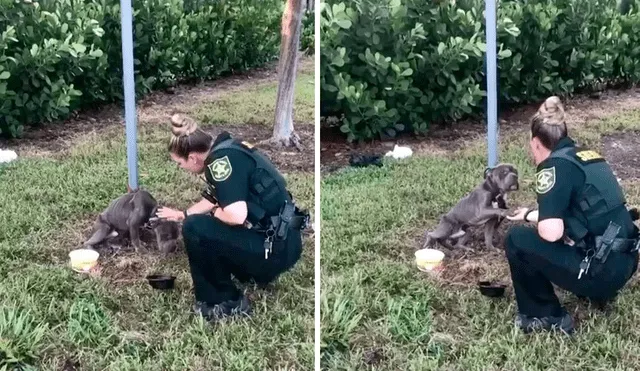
top-left (301, 9), bottom-right (315, 54)
top-left (320, 0), bottom-right (640, 142)
top-left (0, 0), bottom-right (288, 138)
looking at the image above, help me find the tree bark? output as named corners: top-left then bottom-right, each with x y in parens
top-left (263, 0), bottom-right (304, 150)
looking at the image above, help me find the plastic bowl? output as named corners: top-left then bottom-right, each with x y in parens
top-left (478, 281), bottom-right (506, 297)
top-left (146, 274), bottom-right (176, 290)
top-left (69, 249), bottom-right (99, 273)
top-left (414, 248), bottom-right (445, 272)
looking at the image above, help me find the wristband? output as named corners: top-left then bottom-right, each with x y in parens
top-left (524, 209), bottom-right (534, 222)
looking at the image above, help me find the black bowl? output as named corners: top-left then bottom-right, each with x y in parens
top-left (478, 281), bottom-right (506, 297)
top-left (146, 274), bottom-right (176, 290)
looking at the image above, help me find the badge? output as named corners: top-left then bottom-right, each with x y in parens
top-left (576, 150), bottom-right (603, 162)
top-left (208, 156), bottom-right (232, 182)
top-left (536, 167), bottom-right (556, 194)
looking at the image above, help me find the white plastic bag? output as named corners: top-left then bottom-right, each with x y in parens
top-left (0, 149), bottom-right (18, 164)
top-left (385, 145), bottom-right (413, 159)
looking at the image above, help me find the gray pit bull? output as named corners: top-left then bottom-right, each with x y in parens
top-left (422, 163), bottom-right (519, 251)
top-left (83, 189), bottom-right (180, 254)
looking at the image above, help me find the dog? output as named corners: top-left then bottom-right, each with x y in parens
top-left (83, 189), bottom-right (180, 254)
top-left (422, 163), bottom-right (519, 251)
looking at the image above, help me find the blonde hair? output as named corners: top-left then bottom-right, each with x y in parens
top-left (168, 114), bottom-right (213, 158)
top-left (530, 96), bottom-right (568, 149)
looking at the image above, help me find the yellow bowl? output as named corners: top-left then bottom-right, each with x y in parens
top-left (69, 249), bottom-right (100, 272)
top-left (415, 248), bottom-right (445, 271)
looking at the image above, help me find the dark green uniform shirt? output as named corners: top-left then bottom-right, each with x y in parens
top-left (536, 137), bottom-right (634, 238)
top-left (203, 134), bottom-right (256, 209)
top-left (536, 137), bottom-right (585, 223)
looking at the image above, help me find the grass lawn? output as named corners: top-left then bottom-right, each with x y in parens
top-left (190, 66), bottom-right (315, 127)
top-left (320, 107), bottom-right (640, 370)
top-left (0, 62), bottom-right (315, 370)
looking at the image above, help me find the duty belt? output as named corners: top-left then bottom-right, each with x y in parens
top-left (248, 213), bottom-right (309, 232)
top-left (576, 221), bottom-right (640, 280)
top-left (596, 236), bottom-right (640, 253)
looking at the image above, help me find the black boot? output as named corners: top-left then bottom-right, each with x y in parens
top-left (193, 295), bottom-right (252, 322)
top-left (515, 309), bottom-right (575, 335)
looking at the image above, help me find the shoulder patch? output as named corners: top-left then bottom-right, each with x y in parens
top-left (576, 150), bottom-right (603, 162)
top-left (536, 166), bottom-right (556, 194)
top-left (208, 155), bottom-right (233, 182)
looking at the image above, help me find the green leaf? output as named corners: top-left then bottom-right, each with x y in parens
top-left (372, 34), bottom-right (380, 45)
top-left (72, 43), bottom-right (87, 54)
top-left (400, 68), bottom-right (413, 76)
top-left (93, 27), bottom-right (105, 37)
top-left (324, 84), bottom-right (339, 93)
top-left (437, 42), bottom-right (446, 54)
top-left (340, 123), bottom-right (351, 133)
top-left (336, 19), bottom-right (352, 29)
top-left (90, 49), bottom-right (104, 58)
top-left (498, 49), bottom-right (512, 58)
top-left (0, 71), bottom-right (10, 80)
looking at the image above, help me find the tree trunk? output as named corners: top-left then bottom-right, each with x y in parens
top-left (264, 0), bottom-right (304, 150)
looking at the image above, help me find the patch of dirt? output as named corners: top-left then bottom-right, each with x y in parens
top-left (603, 130), bottom-right (640, 181)
top-left (0, 56), bottom-right (314, 171)
top-left (203, 124), bottom-right (315, 173)
top-left (81, 227), bottom-right (179, 283)
top-left (363, 347), bottom-right (386, 366)
top-left (419, 220), bottom-right (518, 287)
top-left (321, 88), bottom-right (640, 173)
top-left (61, 358), bottom-right (81, 371)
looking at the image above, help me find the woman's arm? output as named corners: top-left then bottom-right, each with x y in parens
top-left (156, 198), bottom-right (216, 222)
top-left (186, 198), bottom-right (217, 216)
top-left (537, 218), bottom-right (565, 242)
top-left (212, 201), bottom-right (248, 226)
top-left (508, 208), bottom-right (565, 242)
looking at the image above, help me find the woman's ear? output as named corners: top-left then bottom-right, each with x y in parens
top-left (530, 136), bottom-right (540, 150)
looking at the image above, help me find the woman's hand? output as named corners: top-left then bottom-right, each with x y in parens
top-left (506, 207), bottom-right (529, 221)
top-left (156, 207), bottom-right (184, 222)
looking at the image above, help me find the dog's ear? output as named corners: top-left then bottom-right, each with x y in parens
top-left (484, 167), bottom-right (492, 179)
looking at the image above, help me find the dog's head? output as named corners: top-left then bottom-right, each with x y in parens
top-left (485, 163), bottom-right (519, 193)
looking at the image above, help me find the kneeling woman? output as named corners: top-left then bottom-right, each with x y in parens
top-left (505, 96), bottom-right (639, 334)
top-left (157, 114), bottom-right (308, 321)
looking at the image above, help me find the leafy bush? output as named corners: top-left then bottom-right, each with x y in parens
top-left (320, 0), bottom-right (640, 142)
top-left (301, 9), bottom-right (315, 54)
top-left (0, 0), bottom-right (285, 138)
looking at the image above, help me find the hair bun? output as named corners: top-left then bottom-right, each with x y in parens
top-left (536, 96), bottom-right (565, 126)
top-left (170, 114), bottom-right (198, 137)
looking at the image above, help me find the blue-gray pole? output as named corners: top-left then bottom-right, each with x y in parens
top-left (486, 0), bottom-right (498, 168)
top-left (120, 0), bottom-right (138, 191)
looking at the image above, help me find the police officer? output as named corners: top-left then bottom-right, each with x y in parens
top-left (156, 114), bottom-right (309, 321)
top-left (504, 96), bottom-right (639, 334)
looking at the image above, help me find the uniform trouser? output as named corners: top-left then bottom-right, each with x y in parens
top-left (505, 225), bottom-right (638, 317)
top-left (182, 214), bottom-right (303, 305)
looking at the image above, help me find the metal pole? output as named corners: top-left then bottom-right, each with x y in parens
top-left (120, 0), bottom-right (138, 191)
top-left (486, 0), bottom-right (498, 168)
